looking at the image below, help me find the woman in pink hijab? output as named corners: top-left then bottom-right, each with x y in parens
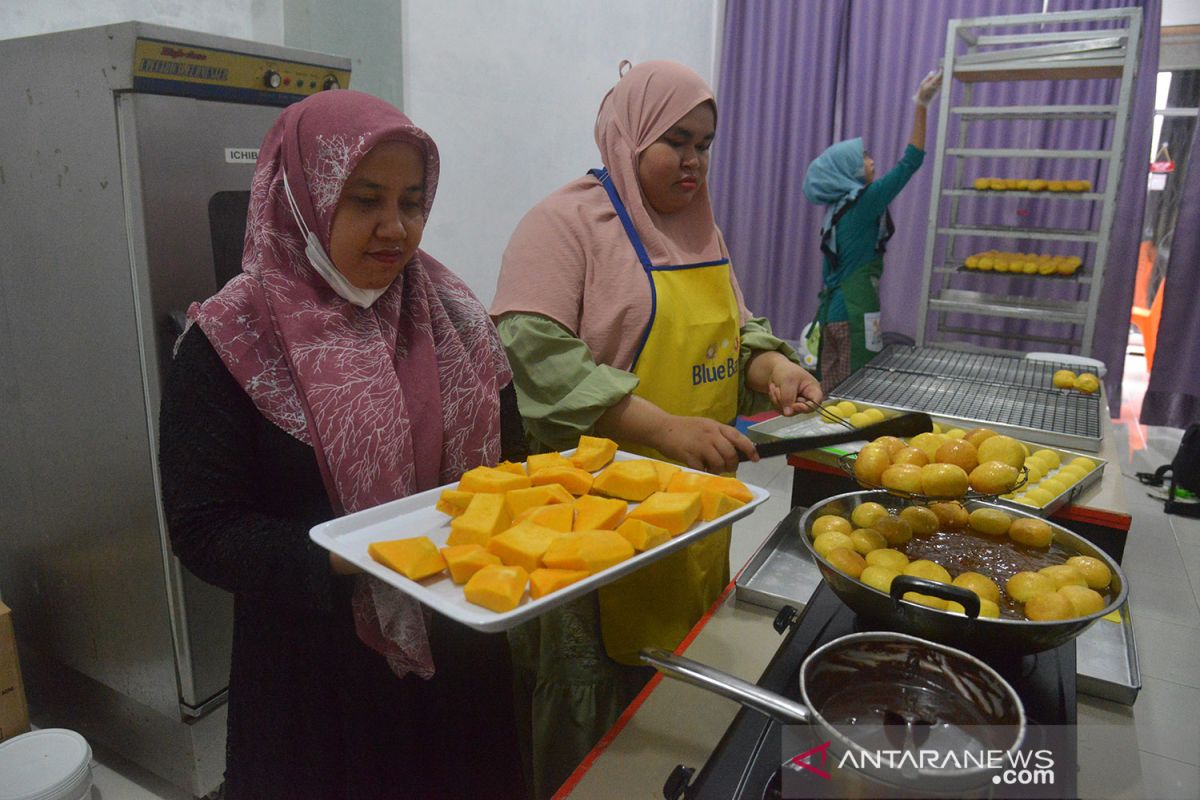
top-left (492, 61), bottom-right (822, 798)
top-left (158, 90), bottom-right (524, 799)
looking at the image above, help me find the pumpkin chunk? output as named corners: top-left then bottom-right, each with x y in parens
top-left (542, 530), bottom-right (635, 573)
top-left (626, 491), bottom-right (702, 536)
top-left (513, 502), bottom-right (575, 532)
top-left (651, 461), bottom-right (681, 491)
top-left (703, 475), bottom-right (754, 504)
top-left (464, 564), bottom-right (528, 612)
top-left (439, 544), bottom-right (502, 584)
top-left (368, 536), bottom-right (446, 580)
top-left (458, 466), bottom-right (531, 494)
top-left (526, 452), bottom-right (572, 473)
top-left (529, 568), bottom-right (590, 599)
top-left (666, 471), bottom-right (710, 493)
top-left (435, 488), bottom-right (474, 517)
top-left (494, 460), bottom-right (528, 476)
top-left (616, 518), bottom-right (671, 552)
top-left (504, 484), bottom-right (574, 518)
top-left (447, 493), bottom-right (510, 547)
top-left (572, 495), bottom-right (628, 531)
top-left (591, 460), bottom-right (659, 502)
top-left (486, 521), bottom-right (566, 573)
top-left (570, 435), bottom-right (619, 472)
top-left (529, 466), bottom-right (594, 495)
top-left (700, 488), bottom-right (746, 521)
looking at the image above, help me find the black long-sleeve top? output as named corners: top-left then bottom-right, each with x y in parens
top-left (159, 324), bottom-right (526, 800)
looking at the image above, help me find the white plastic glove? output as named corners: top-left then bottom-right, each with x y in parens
top-left (913, 69), bottom-right (943, 107)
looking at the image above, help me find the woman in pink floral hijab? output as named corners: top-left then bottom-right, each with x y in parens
top-left (159, 90), bottom-right (525, 799)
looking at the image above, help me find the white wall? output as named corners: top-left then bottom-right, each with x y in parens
top-left (0, 0), bottom-right (281, 43)
top-left (1162, 0), bottom-right (1200, 28)
top-left (400, 0), bottom-right (722, 304)
top-left (2, 0), bottom-right (721, 306)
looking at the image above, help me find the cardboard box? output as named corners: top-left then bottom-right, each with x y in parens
top-left (0, 601), bottom-right (31, 742)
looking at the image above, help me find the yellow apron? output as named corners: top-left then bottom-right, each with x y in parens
top-left (590, 168), bottom-right (740, 665)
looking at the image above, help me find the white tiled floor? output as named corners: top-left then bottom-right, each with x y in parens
top-left (84, 349), bottom-right (1200, 798)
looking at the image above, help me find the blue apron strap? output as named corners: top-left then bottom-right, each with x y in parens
top-left (590, 168), bottom-right (654, 270)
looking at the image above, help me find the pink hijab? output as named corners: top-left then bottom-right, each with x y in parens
top-left (491, 60), bottom-right (750, 370)
top-left (189, 90), bottom-right (511, 678)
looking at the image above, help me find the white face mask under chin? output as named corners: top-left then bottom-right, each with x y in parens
top-left (283, 170), bottom-right (392, 309)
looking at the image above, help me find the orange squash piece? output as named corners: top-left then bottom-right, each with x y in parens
top-left (591, 460), bottom-right (659, 501)
top-left (572, 495), bottom-right (628, 531)
top-left (435, 488), bottom-right (474, 517)
top-left (542, 530), bottom-right (635, 573)
top-left (703, 475), bottom-right (754, 504)
top-left (463, 564), bottom-right (528, 612)
top-left (570, 435), bottom-right (619, 472)
top-left (651, 461), bottom-right (681, 491)
top-left (447, 493), bottom-right (510, 547)
top-left (529, 568), bottom-right (590, 599)
top-left (616, 518), bottom-right (671, 552)
top-left (699, 488), bottom-right (746, 521)
top-left (486, 521), bottom-right (566, 573)
top-left (458, 466), bottom-right (531, 494)
top-left (526, 452), bottom-right (572, 473)
top-left (513, 502), bottom-right (575, 532)
top-left (529, 465), bottom-right (594, 496)
top-left (504, 484), bottom-right (574, 518)
top-left (494, 460), bottom-right (528, 476)
top-left (626, 491), bottom-right (702, 536)
top-left (666, 471), bottom-right (710, 493)
top-left (368, 536), bottom-right (446, 580)
top-left (439, 544), bottom-right (502, 584)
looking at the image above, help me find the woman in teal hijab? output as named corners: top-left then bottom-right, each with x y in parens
top-left (803, 70), bottom-right (942, 390)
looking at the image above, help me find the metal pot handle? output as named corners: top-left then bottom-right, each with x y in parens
top-left (890, 575), bottom-right (982, 618)
top-left (640, 648), bottom-right (812, 724)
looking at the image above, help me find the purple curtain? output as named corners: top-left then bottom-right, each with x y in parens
top-left (710, 0), bottom-right (850, 340)
top-left (711, 0), bottom-right (1160, 414)
top-left (1141, 114), bottom-right (1200, 428)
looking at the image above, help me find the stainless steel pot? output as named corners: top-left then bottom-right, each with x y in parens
top-left (642, 631), bottom-right (1026, 793)
top-left (799, 490), bottom-right (1128, 655)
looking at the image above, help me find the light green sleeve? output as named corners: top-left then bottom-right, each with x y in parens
top-left (738, 315), bottom-right (804, 416)
top-left (496, 313), bottom-right (640, 452)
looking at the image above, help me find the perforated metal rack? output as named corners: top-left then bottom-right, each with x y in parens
top-left (834, 346), bottom-right (1102, 451)
top-left (866, 345), bottom-right (1084, 388)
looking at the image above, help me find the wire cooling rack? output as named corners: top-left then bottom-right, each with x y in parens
top-left (833, 346), bottom-right (1102, 451)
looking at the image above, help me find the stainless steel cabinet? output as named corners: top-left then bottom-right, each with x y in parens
top-left (0, 22), bottom-right (350, 798)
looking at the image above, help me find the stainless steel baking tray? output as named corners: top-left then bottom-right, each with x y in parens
top-left (734, 506), bottom-right (823, 610)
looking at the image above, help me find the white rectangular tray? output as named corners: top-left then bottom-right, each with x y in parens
top-left (309, 451), bottom-right (769, 632)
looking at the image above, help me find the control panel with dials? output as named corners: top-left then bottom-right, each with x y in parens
top-left (132, 37), bottom-right (351, 106)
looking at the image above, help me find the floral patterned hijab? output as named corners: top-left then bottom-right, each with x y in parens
top-left (189, 90), bottom-right (511, 678)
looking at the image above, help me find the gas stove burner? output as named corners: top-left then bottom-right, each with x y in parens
top-left (666, 580), bottom-right (1078, 799)
top-left (761, 768), bottom-right (782, 800)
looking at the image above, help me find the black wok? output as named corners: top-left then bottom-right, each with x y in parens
top-left (799, 491), bottom-right (1128, 655)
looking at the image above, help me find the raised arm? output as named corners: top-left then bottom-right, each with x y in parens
top-left (910, 69), bottom-right (942, 149)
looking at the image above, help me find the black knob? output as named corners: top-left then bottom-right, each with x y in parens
top-left (663, 764), bottom-right (695, 800)
top-left (263, 70), bottom-right (281, 89)
top-left (773, 604), bottom-right (799, 634)
top-left (322, 75), bottom-right (341, 91)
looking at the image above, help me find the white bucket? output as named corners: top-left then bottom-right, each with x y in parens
top-left (0, 729), bottom-right (94, 800)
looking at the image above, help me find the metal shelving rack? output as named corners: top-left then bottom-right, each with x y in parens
top-left (916, 7), bottom-right (1143, 357)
